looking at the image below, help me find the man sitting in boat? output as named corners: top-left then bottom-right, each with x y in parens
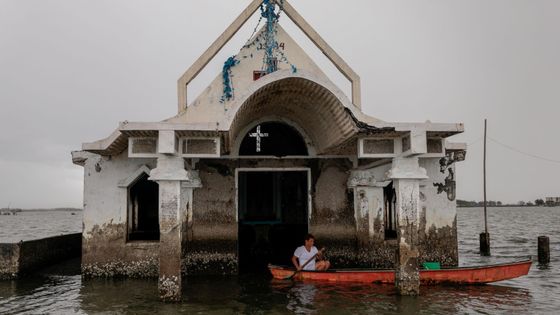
top-left (291, 234), bottom-right (331, 271)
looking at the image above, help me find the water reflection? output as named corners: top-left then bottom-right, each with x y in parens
top-left (79, 278), bottom-right (161, 314)
top-left (286, 283), bottom-right (317, 314)
top-left (272, 280), bottom-right (533, 315)
top-left (0, 277), bottom-right (44, 299)
top-left (0, 271), bottom-right (538, 314)
top-left (0, 207), bottom-right (558, 314)
top-left (0, 275), bottom-right (83, 314)
top-left (424, 285), bottom-right (532, 314)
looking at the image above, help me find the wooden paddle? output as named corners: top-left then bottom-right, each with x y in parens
top-left (284, 247), bottom-right (325, 280)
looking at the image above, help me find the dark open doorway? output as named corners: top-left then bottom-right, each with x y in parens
top-left (128, 173), bottom-right (160, 241)
top-left (238, 170), bottom-right (309, 273)
top-left (384, 182), bottom-right (397, 240)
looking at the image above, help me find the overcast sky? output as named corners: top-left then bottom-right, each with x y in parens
top-left (1, 0), bottom-right (559, 209)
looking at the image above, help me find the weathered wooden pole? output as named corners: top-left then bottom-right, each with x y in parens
top-left (479, 232), bottom-right (490, 256)
top-left (538, 236), bottom-right (550, 264)
top-left (480, 119), bottom-right (490, 256)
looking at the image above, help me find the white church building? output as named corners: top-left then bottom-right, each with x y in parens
top-left (72, 0), bottom-right (466, 301)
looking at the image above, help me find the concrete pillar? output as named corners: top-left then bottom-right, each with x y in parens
top-left (388, 157), bottom-right (428, 296)
top-left (347, 169), bottom-right (390, 244)
top-left (156, 179), bottom-right (183, 302)
top-left (149, 155), bottom-right (201, 302)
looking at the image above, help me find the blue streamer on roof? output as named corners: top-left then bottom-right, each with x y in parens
top-left (221, 0), bottom-right (297, 102)
top-left (220, 56), bottom-right (239, 103)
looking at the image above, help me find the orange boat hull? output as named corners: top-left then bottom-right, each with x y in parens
top-left (269, 259), bottom-right (532, 285)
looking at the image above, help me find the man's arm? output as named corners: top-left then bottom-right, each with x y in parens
top-left (291, 255), bottom-right (301, 270)
top-left (315, 247), bottom-right (325, 261)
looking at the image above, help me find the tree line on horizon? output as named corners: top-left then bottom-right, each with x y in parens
top-left (0, 208), bottom-right (83, 216)
top-left (457, 199), bottom-right (559, 207)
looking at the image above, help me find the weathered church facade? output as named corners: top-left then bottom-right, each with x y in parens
top-left (72, 0), bottom-right (466, 300)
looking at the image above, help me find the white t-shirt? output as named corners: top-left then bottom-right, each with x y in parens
top-left (294, 245), bottom-right (318, 271)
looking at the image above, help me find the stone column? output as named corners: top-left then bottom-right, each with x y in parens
top-left (180, 171), bottom-right (201, 270)
top-left (347, 169), bottom-right (390, 244)
top-left (388, 157), bottom-right (428, 296)
top-left (149, 154), bottom-right (201, 302)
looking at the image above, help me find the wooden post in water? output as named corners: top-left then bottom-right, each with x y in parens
top-left (480, 232), bottom-right (490, 256)
top-left (538, 236), bottom-right (550, 264)
top-left (480, 119), bottom-right (491, 256)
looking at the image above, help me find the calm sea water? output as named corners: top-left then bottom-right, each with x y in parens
top-left (0, 207), bottom-right (558, 314)
top-left (0, 210), bottom-right (82, 243)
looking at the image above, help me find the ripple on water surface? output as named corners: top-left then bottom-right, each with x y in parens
top-left (0, 207), bottom-right (558, 314)
top-left (0, 210), bottom-right (82, 243)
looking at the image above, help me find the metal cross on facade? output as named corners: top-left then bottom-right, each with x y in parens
top-left (249, 125), bottom-right (269, 152)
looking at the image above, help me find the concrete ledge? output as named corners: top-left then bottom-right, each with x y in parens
top-left (0, 233), bottom-right (81, 280)
top-left (0, 244), bottom-right (19, 279)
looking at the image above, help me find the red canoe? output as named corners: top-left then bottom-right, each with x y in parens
top-left (269, 259), bottom-right (532, 284)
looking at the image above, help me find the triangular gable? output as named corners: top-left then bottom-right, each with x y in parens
top-left (172, 25), bottom-right (336, 126)
top-left (177, 0), bottom-right (361, 113)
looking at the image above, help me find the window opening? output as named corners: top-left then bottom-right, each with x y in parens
top-left (239, 121), bottom-right (308, 157)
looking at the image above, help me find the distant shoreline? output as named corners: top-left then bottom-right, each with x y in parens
top-left (0, 208), bottom-right (82, 212)
top-left (458, 205), bottom-right (558, 208)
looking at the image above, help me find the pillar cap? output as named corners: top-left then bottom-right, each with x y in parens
top-left (148, 168), bottom-right (190, 181)
top-left (182, 171), bottom-right (202, 188)
top-left (148, 155), bottom-right (202, 187)
top-left (387, 157), bottom-right (428, 180)
top-left (347, 169), bottom-right (392, 188)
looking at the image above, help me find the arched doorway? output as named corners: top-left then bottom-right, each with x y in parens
top-left (127, 173), bottom-right (159, 241)
top-left (237, 121), bottom-right (310, 273)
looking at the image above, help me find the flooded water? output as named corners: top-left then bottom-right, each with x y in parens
top-left (0, 207), bottom-right (558, 314)
top-left (0, 210), bottom-right (82, 243)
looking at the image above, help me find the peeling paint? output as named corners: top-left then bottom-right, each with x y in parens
top-left (418, 218), bottom-right (458, 267)
top-left (79, 155), bottom-right (461, 277)
top-left (82, 223), bottom-right (159, 278)
top-left (434, 168), bottom-right (456, 201)
top-left (433, 150), bottom-right (465, 202)
top-left (395, 244), bottom-right (420, 295)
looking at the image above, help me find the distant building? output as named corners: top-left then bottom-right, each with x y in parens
top-left (545, 197), bottom-right (560, 203)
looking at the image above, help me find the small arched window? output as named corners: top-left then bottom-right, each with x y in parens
top-left (239, 122), bottom-right (308, 157)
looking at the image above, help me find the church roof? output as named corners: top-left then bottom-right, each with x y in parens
top-left (80, 0), bottom-right (464, 156)
top-left (176, 0), bottom-right (362, 112)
